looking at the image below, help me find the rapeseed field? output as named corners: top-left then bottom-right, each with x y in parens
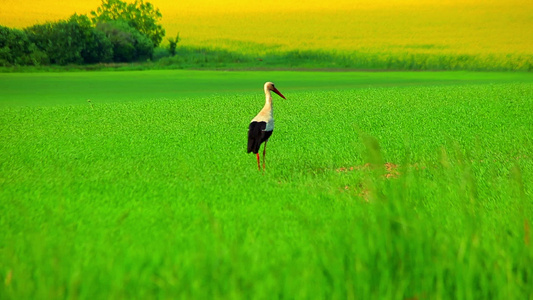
top-left (2, 0), bottom-right (532, 70)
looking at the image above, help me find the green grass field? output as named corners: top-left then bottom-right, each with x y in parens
top-left (1, 70), bottom-right (532, 299)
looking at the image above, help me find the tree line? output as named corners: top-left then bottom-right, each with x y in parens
top-left (0, 0), bottom-right (169, 66)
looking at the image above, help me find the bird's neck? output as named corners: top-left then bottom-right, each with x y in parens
top-left (252, 91), bottom-right (274, 123)
top-left (263, 91), bottom-right (273, 111)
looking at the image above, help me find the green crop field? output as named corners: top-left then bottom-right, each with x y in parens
top-left (1, 70), bottom-right (532, 299)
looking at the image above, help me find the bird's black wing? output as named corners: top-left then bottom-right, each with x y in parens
top-left (247, 121), bottom-right (267, 153)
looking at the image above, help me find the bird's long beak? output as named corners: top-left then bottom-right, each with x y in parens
top-left (272, 87), bottom-right (286, 100)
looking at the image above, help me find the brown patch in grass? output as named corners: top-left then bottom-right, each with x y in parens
top-left (384, 162), bottom-right (400, 178)
top-left (5, 269), bottom-right (12, 286)
top-left (341, 183), bottom-right (371, 202)
top-left (336, 163), bottom-right (372, 173)
top-left (337, 162), bottom-right (401, 179)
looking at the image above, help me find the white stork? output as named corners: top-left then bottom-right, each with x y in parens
top-left (247, 82), bottom-right (286, 170)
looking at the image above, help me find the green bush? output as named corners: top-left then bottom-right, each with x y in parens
top-left (25, 14), bottom-right (114, 65)
top-left (0, 25), bottom-right (49, 66)
top-left (152, 47), bottom-right (170, 60)
top-left (0, 1), bottom-right (164, 67)
top-left (25, 20), bottom-right (81, 65)
top-left (71, 14), bottom-right (114, 64)
top-left (96, 20), bottom-right (153, 62)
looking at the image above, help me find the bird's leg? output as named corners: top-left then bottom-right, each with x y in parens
top-left (262, 141), bottom-right (267, 170)
top-left (256, 153), bottom-right (261, 171)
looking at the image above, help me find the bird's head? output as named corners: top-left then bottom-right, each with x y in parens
top-left (265, 82), bottom-right (286, 99)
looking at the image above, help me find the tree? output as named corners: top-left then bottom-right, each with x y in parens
top-left (90, 0), bottom-right (165, 47)
top-left (168, 33), bottom-right (180, 56)
top-left (96, 21), bottom-right (153, 62)
top-left (25, 14), bottom-right (114, 65)
top-left (25, 20), bottom-right (84, 65)
top-left (0, 26), bottom-right (48, 66)
top-left (68, 14), bottom-right (113, 64)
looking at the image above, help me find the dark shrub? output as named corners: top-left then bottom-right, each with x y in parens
top-left (96, 20), bottom-right (153, 62)
top-left (0, 25), bottom-right (49, 66)
top-left (25, 14), bottom-right (114, 65)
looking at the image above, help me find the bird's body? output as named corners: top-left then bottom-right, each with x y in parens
top-left (247, 122), bottom-right (273, 154)
top-left (247, 82), bottom-right (286, 170)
